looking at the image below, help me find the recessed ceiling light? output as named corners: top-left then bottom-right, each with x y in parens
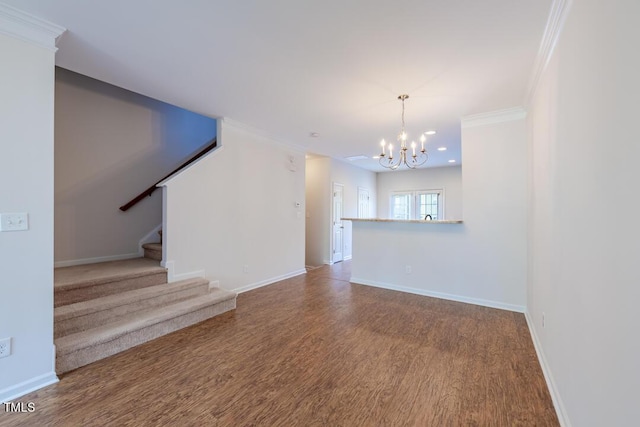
top-left (372, 156), bottom-right (380, 159)
top-left (448, 159), bottom-right (456, 163)
top-left (345, 155), bottom-right (368, 161)
top-left (437, 147), bottom-right (447, 151)
top-left (425, 130), bottom-right (437, 135)
top-left (309, 132), bottom-right (319, 138)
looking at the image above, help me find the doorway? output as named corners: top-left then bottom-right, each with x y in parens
top-left (357, 187), bottom-right (370, 218)
top-left (332, 183), bottom-right (344, 263)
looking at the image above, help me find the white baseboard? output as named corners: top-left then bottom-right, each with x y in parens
top-left (525, 312), bottom-right (571, 427)
top-left (234, 269), bottom-right (307, 294)
top-left (54, 252), bottom-right (140, 268)
top-left (0, 371), bottom-right (58, 403)
top-left (174, 270), bottom-right (205, 282)
top-left (323, 256), bottom-right (350, 264)
top-left (163, 260), bottom-right (205, 283)
top-left (350, 277), bottom-right (526, 313)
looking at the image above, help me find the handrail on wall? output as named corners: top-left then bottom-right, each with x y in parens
top-left (119, 138), bottom-right (217, 212)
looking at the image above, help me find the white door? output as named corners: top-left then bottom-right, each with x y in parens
top-left (358, 187), bottom-right (370, 218)
top-left (332, 183), bottom-right (344, 263)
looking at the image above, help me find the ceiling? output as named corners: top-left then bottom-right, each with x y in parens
top-left (5, 0), bottom-right (552, 172)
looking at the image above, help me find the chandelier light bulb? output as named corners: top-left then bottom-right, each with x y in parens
top-left (380, 139), bottom-right (386, 156)
top-left (411, 141), bottom-right (416, 157)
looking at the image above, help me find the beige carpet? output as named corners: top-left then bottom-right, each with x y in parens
top-left (55, 257), bottom-right (165, 289)
top-left (54, 257), bottom-right (236, 374)
top-left (54, 258), bottom-right (168, 307)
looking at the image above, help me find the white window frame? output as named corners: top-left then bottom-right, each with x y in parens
top-left (389, 191), bottom-right (413, 220)
top-left (389, 189), bottom-right (444, 220)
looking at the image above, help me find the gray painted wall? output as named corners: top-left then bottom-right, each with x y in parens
top-left (55, 68), bottom-right (216, 264)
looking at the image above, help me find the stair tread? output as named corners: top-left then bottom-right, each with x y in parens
top-left (56, 289), bottom-right (237, 354)
top-left (55, 258), bottom-right (166, 291)
top-left (55, 277), bottom-right (209, 321)
top-left (142, 243), bottom-right (162, 250)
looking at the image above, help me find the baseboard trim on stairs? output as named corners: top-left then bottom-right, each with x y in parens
top-left (163, 260), bottom-right (205, 283)
top-left (0, 371), bottom-right (58, 403)
top-left (55, 253), bottom-right (140, 268)
top-left (234, 269), bottom-right (307, 294)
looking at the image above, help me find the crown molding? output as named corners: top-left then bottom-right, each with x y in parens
top-left (461, 107), bottom-right (527, 129)
top-left (524, 0), bottom-right (573, 107)
top-left (0, 3), bottom-right (66, 52)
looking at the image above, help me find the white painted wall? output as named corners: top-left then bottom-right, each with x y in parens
top-left (376, 166), bottom-right (462, 220)
top-left (162, 120), bottom-right (306, 292)
top-left (55, 69), bottom-right (216, 265)
top-left (305, 156), bottom-right (330, 267)
top-left (527, 1), bottom-right (640, 425)
top-left (0, 33), bottom-right (59, 400)
top-left (351, 116), bottom-right (527, 311)
top-left (304, 157), bottom-right (377, 266)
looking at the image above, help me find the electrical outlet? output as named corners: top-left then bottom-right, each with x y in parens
top-left (405, 265), bottom-right (412, 274)
top-left (0, 337), bottom-right (11, 358)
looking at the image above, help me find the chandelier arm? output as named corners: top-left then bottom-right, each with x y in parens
top-left (411, 151), bottom-right (428, 167)
top-left (380, 152), bottom-right (402, 170)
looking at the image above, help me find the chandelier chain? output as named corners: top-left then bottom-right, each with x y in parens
top-left (401, 96), bottom-right (405, 137)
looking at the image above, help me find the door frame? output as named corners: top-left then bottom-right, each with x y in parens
top-left (331, 182), bottom-right (344, 264)
top-left (357, 186), bottom-right (370, 219)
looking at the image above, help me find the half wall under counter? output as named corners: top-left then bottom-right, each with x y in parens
top-left (342, 217), bottom-right (526, 312)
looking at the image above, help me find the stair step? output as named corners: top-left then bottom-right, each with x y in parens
top-left (54, 277), bottom-right (210, 338)
top-left (54, 258), bottom-right (167, 307)
top-left (142, 242), bottom-right (162, 261)
top-left (55, 288), bottom-right (237, 374)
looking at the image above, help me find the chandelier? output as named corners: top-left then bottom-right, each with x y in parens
top-left (378, 94), bottom-right (431, 170)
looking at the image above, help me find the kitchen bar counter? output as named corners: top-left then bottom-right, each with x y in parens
top-left (342, 218), bottom-right (463, 224)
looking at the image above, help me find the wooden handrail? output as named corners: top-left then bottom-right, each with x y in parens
top-left (119, 138), bottom-right (217, 212)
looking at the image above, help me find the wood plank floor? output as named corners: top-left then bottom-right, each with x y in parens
top-left (0, 262), bottom-right (558, 426)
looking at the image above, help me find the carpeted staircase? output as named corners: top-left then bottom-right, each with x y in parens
top-left (54, 245), bottom-right (236, 374)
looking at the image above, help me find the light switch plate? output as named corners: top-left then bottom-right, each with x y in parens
top-left (0, 337), bottom-right (11, 358)
top-left (0, 213), bottom-right (29, 231)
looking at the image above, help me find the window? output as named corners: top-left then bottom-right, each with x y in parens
top-left (390, 192), bottom-right (412, 220)
top-left (390, 190), bottom-right (443, 220)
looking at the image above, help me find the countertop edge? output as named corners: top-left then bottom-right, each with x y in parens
top-left (342, 218), bottom-right (463, 224)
